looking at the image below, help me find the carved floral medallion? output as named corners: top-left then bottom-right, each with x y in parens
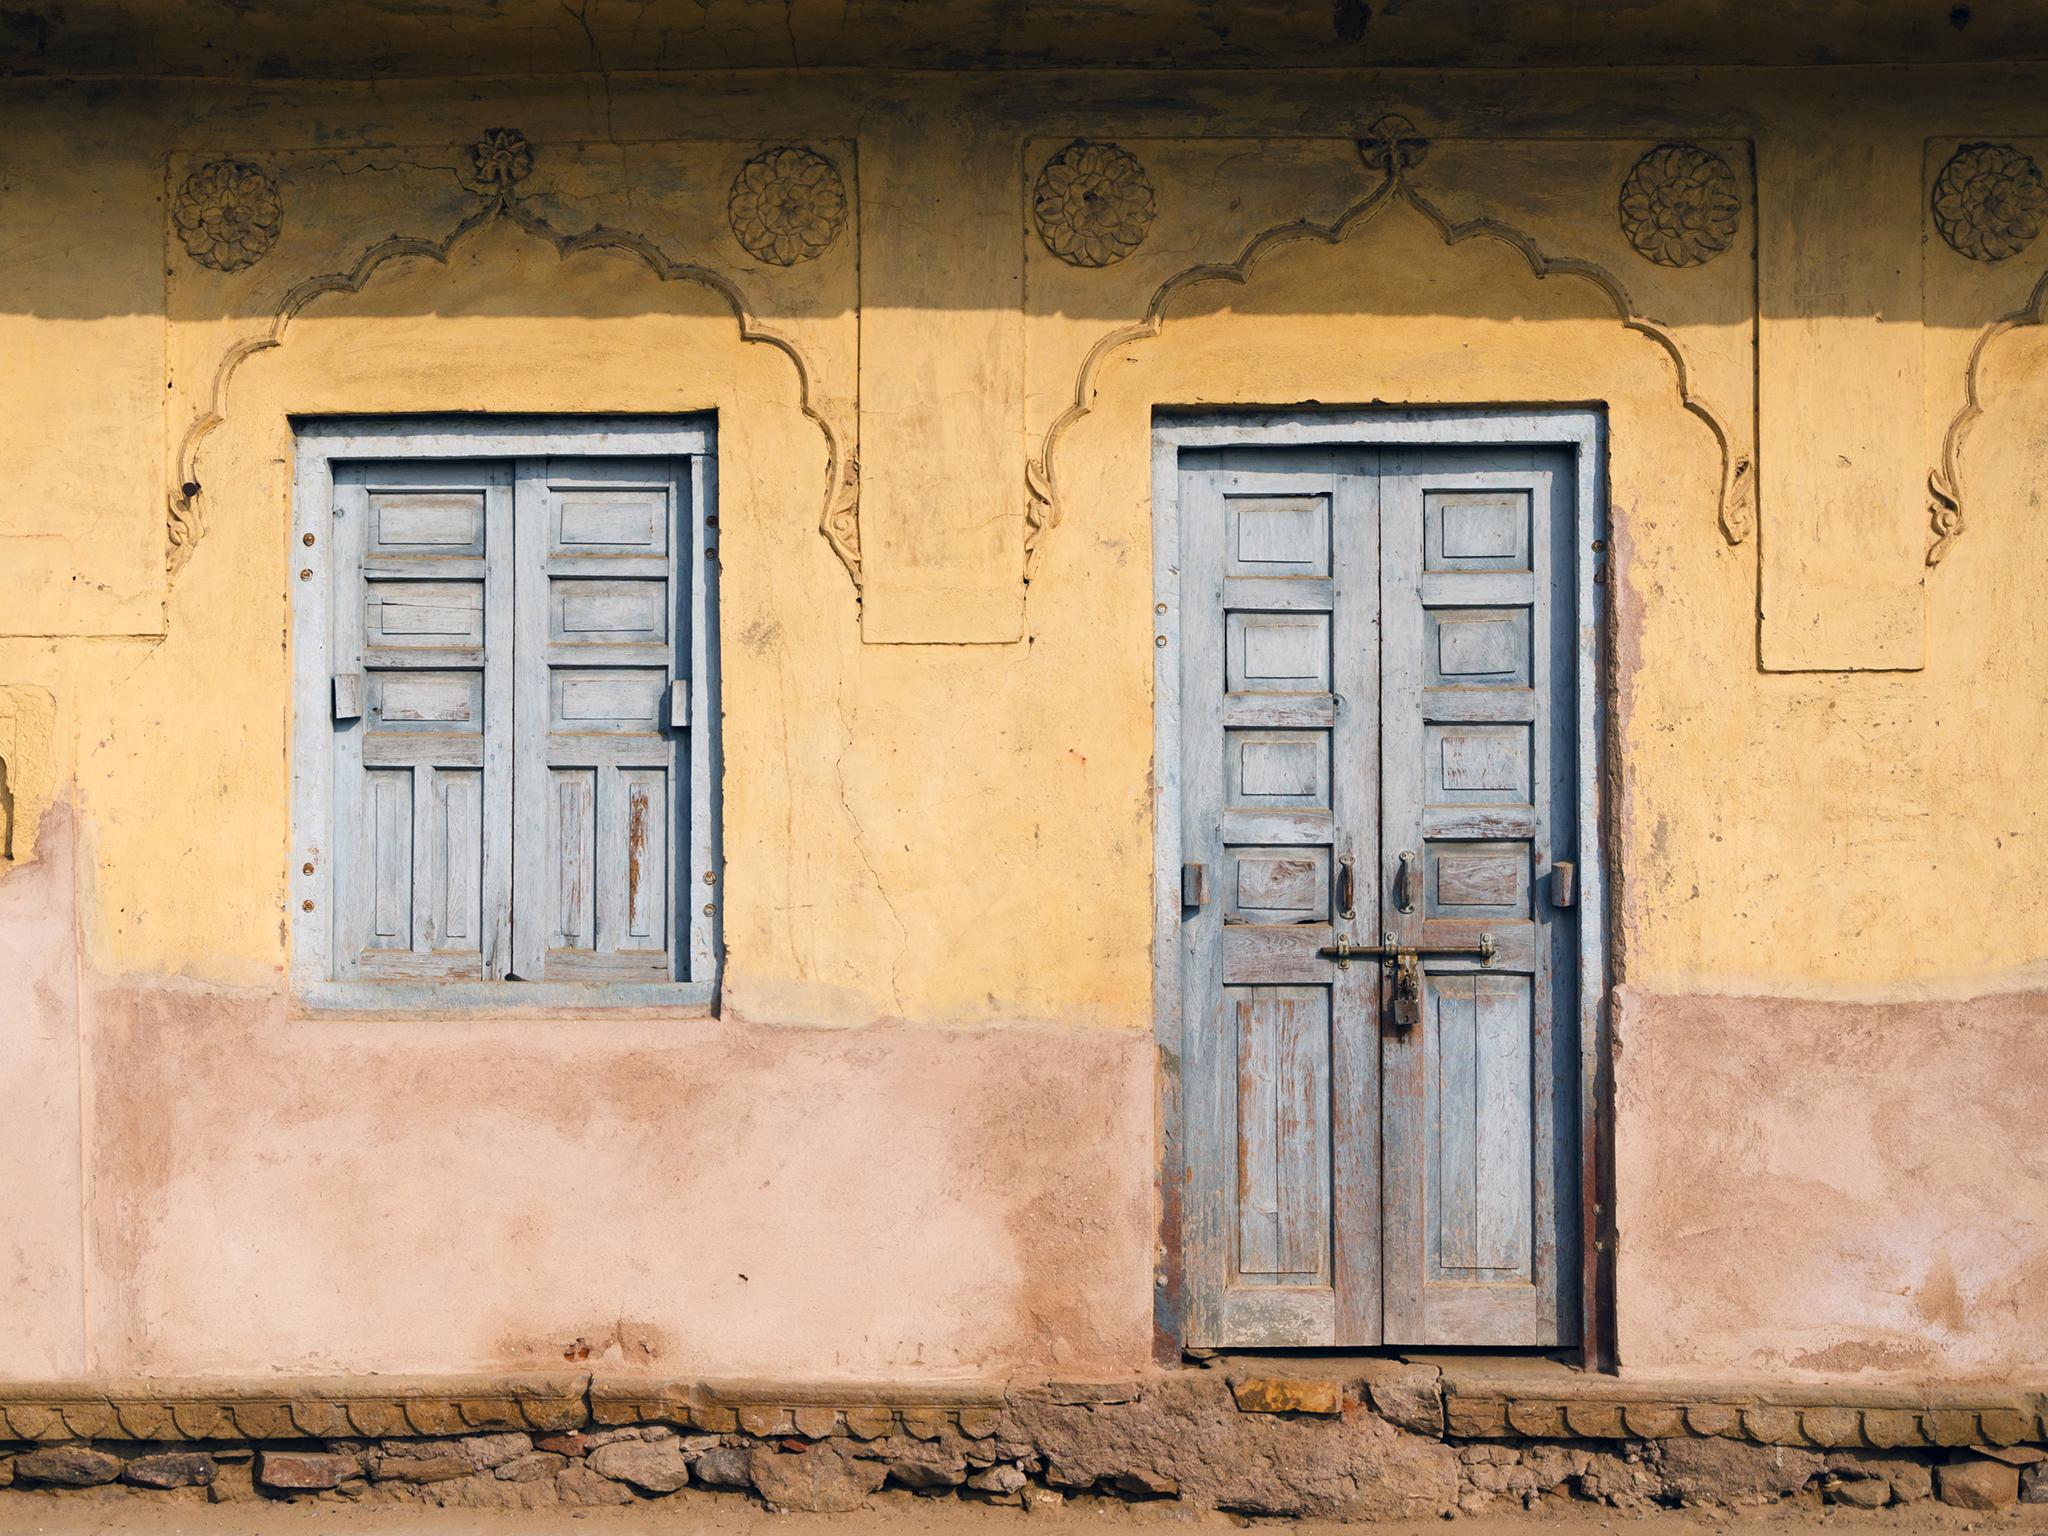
top-left (1033, 141), bottom-right (1156, 268)
top-left (171, 159), bottom-right (283, 272)
top-left (1932, 143), bottom-right (2046, 262)
top-left (1618, 144), bottom-right (1741, 268)
top-left (727, 147), bottom-right (848, 266)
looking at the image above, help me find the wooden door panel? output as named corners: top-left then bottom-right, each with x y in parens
top-left (1381, 451), bottom-right (1578, 1348)
top-left (1180, 453), bottom-right (1380, 1348)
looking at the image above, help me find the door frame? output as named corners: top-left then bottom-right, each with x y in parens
top-left (1150, 405), bottom-right (1612, 1365)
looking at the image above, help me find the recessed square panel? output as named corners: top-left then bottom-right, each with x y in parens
top-left (550, 668), bottom-right (667, 732)
top-left (368, 491), bottom-right (485, 556)
top-left (550, 578), bottom-right (670, 644)
top-left (1426, 723), bottom-right (1532, 804)
top-left (1227, 611), bottom-right (1331, 693)
top-left (554, 490), bottom-right (669, 554)
top-left (367, 670), bottom-right (483, 732)
top-left (1427, 608), bottom-right (1532, 687)
top-left (1225, 845), bottom-right (1329, 924)
top-left (1227, 494), bottom-right (1330, 577)
top-left (365, 580), bottom-right (484, 649)
top-left (1425, 841), bottom-right (1530, 919)
top-left (1226, 730), bottom-right (1331, 810)
top-left (1425, 490), bottom-right (1531, 572)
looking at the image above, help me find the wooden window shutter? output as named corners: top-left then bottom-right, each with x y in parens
top-left (330, 461), bottom-right (516, 980)
top-left (509, 457), bottom-right (687, 983)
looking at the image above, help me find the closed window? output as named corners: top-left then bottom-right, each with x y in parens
top-left (291, 419), bottom-right (719, 1008)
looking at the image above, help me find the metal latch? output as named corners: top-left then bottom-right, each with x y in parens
top-left (1316, 929), bottom-right (1499, 1029)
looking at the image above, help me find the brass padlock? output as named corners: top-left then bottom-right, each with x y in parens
top-left (1391, 950), bottom-right (1423, 1029)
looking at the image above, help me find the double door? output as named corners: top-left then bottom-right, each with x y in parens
top-left (1174, 442), bottom-right (1581, 1348)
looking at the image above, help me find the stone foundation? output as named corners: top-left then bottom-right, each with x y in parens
top-left (1, 1368), bottom-right (2043, 1519)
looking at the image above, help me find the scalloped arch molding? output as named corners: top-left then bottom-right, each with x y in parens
top-left (166, 167), bottom-right (859, 590)
top-left (1022, 143), bottom-right (1751, 583)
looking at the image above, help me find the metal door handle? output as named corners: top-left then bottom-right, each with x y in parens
top-left (1396, 849), bottom-right (1418, 914)
top-left (1336, 855), bottom-right (1355, 919)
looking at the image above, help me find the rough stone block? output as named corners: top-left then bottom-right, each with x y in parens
top-left (370, 1454), bottom-right (473, 1484)
top-left (1826, 1474), bottom-right (1890, 1508)
top-left (15, 1446), bottom-right (123, 1487)
top-left (587, 1437), bottom-right (690, 1493)
top-left (257, 1450), bottom-right (361, 1490)
top-left (555, 1463), bottom-right (636, 1506)
top-left (1360, 1361), bottom-right (1443, 1436)
top-left (691, 1446), bottom-right (754, 1488)
top-left (957, 1407), bottom-right (1001, 1439)
top-left (123, 1451), bottom-right (218, 1488)
top-left (967, 1462), bottom-right (1026, 1494)
top-left (1937, 1458), bottom-right (2020, 1510)
top-left (1230, 1377), bottom-right (1342, 1416)
top-left (1656, 1437), bottom-right (1824, 1505)
top-left (2022, 1462), bottom-right (2048, 1503)
top-left (899, 1409), bottom-right (948, 1439)
top-left (532, 1432), bottom-right (586, 1457)
top-left (494, 1452), bottom-right (567, 1483)
top-left (1114, 1467), bottom-right (1178, 1497)
top-left (750, 1445), bottom-right (888, 1513)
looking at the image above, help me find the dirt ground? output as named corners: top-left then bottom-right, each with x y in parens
top-left (0, 1493), bottom-right (2045, 1536)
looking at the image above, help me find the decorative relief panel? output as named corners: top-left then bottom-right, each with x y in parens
top-left (1022, 126), bottom-right (1758, 581)
top-left (163, 135), bottom-right (861, 592)
top-left (1921, 136), bottom-right (2048, 564)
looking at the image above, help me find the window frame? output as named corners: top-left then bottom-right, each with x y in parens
top-left (290, 415), bottom-right (721, 1014)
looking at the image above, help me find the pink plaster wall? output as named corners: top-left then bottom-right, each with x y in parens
top-left (0, 802), bottom-right (87, 1378)
top-left (1612, 983), bottom-right (2048, 1382)
top-left (77, 983), bottom-right (1155, 1379)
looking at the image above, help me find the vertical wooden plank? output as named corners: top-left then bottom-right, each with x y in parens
top-left (442, 770), bottom-right (481, 948)
top-left (1274, 989), bottom-right (1331, 1278)
top-left (1327, 459), bottom-right (1382, 1345)
top-left (508, 459), bottom-right (551, 979)
top-left (1476, 972), bottom-right (1534, 1272)
top-left (410, 762), bottom-right (438, 952)
top-left (370, 770), bottom-right (412, 949)
top-left (1433, 972), bottom-right (1480, 1271)
top-left (1235, 988), bottom-right (1282, 1276)
top-left (1378, 451), bottom-right (1429, 1345)
top-left (481, 468), bottom-right (516, 978)
top-left (1177, 462), bottom-right (1232, 1346)
top-left (687, 450), bottom-right (720, 989)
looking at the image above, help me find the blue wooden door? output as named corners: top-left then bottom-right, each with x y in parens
top-left (1175, 441), bottom-right (1579, 1348)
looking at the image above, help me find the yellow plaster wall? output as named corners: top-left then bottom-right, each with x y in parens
top-left (11, 69), bottom-right (2031, 1004)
